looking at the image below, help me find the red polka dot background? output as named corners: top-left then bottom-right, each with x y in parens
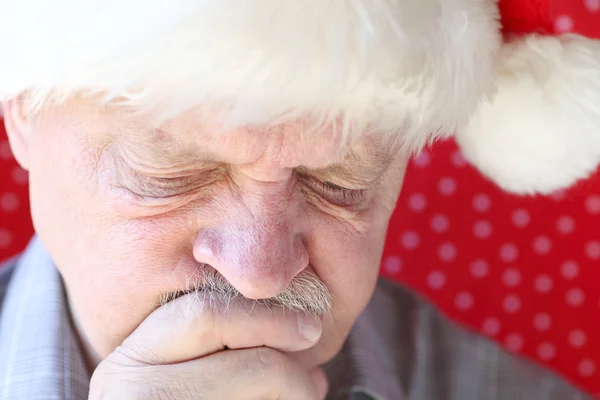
top-left (0, 128), bottom-right (32, 260)
top-left (382, 139), bottom-right (600, 396)
top-left (1, 1), bottom-right (599, 397)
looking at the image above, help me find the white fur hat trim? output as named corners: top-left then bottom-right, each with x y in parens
top-left (0, 0), bottom-right (500, 149)
top-left (456, 34), bottom-right (600, 195)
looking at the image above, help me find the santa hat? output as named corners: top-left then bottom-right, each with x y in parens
top-left (0, 1), bottom-right (597, 195)
top-left (455, 0), bottom-right (600, 195)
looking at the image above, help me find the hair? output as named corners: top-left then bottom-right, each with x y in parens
top-left (160, 267), bottom-right (333, 317)
top-left (0, 0), bottom-right (501, 152)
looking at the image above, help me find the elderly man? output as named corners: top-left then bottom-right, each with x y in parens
top-left (0, 1), bottom-right (595, 399)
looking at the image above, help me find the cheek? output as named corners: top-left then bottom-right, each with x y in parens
top-left (56, 215), bottom-right (201, 356)
top-left (24, 126), bottom-right (202, 353)
top-left (310, 166), bottom-right (407, 319)
top-left (295, 203), bottom-right (394, 367)
top-left (307, 210), bottom-right (389, 313)
top-left (28, 126), bottom-right (97, 266)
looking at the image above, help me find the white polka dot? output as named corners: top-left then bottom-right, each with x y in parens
top-left (472, 193), bottom-right (491, 213)
top-left (566, 288), bottom-right (585, 307)
top-left (534, 274), bottom-right (554, 294)
top-left (585, 0), bottom-right (600, 12)
top-left (505, 333), bottom-right (524, 352)
top-left (499, 243), bottom-right (518, 263)
top-left (0, 229), bottom-right (12, 249)
top-left (427, 271), bottom-right (447, 290)
top-left (585, 241), bottom-right (600, 260)
top-left (473, 220), bottom-right (493, 239)
top-left (11, 167), bottom-right (28, 185)
top-left (430, 214), bottom-right (450, 234)
top-left (482, 317), bottom-right (501, 336)
top-left (561, 260), bottom-right (579, 280)
top-left (537, 342), bottom-right (556, 361)
top-left (450, 150), bottom-right (467, 167)
top-left (0, 192), bottom-right (20, 213)
top-left (413, 150), bottom-right (431, 167)
top-left (568, 329), bottom-right (587, 349)
top-left (401, 231), bottom-right (420, 250)
top-left (533, 312), bottom-right (552, 332)
top-left (503, 294), bottom-right (522, 314)
top-left (502, 268), bottom-right (521, 288)
top-left (532, 236), bottom-right (552, 255)
top-left (555, 15), bottom-right (574, 33)
top-left (470, 259), bottom-right (489, 278)
top-left (0, 140), bottom-right (12, 160)
top-left (383, 256), bottom-right (403, 275)
top-left (438, 242), bottom-right (457, 262)
top-left (578, 359), bottom-right (596, 378)
top-left (512, 208), bottom-right (530, 228)
top-left (585, 195), bottom-right (600, 215)
top-left (438, 177), bottom-right (457, 196)
top-left (556, 215), bottom-right (575, 235)
top-left (455, 291), bottom-right (474, 311)
top-left (408, 193), bottom-right (427, 213)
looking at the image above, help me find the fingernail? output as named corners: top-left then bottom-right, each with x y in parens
top-left (298, 313), bottom-right (322, 342)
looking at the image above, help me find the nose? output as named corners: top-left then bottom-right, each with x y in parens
top-left (192, 210), bottom-right (309, 300)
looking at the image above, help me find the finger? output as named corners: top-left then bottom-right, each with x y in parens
top-left (118, 293), bottom-right (323, 365)
top-left (309, 367), bottom-right (329, 400)
top-left (130, 347), bottom-right (328, 400)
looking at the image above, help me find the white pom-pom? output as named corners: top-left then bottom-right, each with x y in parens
top-left (455, 34), bottom-right (600, 195)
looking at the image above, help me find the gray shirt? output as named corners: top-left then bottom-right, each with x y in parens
top-left (0, 238), bottom-right (592, 399)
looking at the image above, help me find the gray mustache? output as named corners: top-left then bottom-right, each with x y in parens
top-left (161, 267), bottom-right (332, 316)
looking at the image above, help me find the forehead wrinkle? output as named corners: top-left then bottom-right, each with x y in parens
top-left (108, 105), bottom-right (396, 174)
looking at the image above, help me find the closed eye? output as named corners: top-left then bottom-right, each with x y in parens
top-left (300, 175), bottom-right (368, 207)
top-left (127, 168), bottom-right (223, 198)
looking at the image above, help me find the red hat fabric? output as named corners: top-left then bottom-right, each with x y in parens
top-left (499, 0), bottom-right (553, 35)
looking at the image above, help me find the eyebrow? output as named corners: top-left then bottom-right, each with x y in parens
top-left (116, 129), bottom-right (209, 169)
top-left (307, 149), bottom-right (394, 187)
top-left (116, 124), bottom-right (395, 183)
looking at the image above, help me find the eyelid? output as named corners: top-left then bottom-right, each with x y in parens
top-left (125, 167), bottom-right (223, 199)
top-left (320, 181), bottom-right (367, 198)
top-left (299, 174), bottom-right (368, 207)
top-left (141, 174), bottom-right (198, 188)
top-left (298, 171), bottom-right (369, 191)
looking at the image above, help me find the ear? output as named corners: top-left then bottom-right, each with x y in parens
top-left (2, 98), bottom-right (32, 170)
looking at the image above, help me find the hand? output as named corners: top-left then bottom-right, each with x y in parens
top-left (88, 294), bottom-right (328, 399)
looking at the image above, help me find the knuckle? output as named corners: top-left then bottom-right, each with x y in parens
top-left (253, 347), bottom-right (287, 378)
top-left (90, 362), bottom-right (197, 400)
top-left (144, 385), bottom-right (188, 400)
top-left (89, 364), bottom-right (145, 400)
top-left (249, 348), bottom-right (313, 400)
top-left (117, 341), bottom-right (161, 365)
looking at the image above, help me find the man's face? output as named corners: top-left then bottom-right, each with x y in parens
top-left (14, 97), bottom-right (407, 370)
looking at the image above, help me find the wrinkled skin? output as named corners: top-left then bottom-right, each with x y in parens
top-left (4, 97), bottom-right (408, 377)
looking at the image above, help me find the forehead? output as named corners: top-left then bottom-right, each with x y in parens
top-left (41, 98), bottom-right (397, 171)
top-left (63, 99), bottom-right (397, 170)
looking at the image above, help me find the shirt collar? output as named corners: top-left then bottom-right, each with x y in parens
top-left (0, 237), bottom-right (90, 400)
